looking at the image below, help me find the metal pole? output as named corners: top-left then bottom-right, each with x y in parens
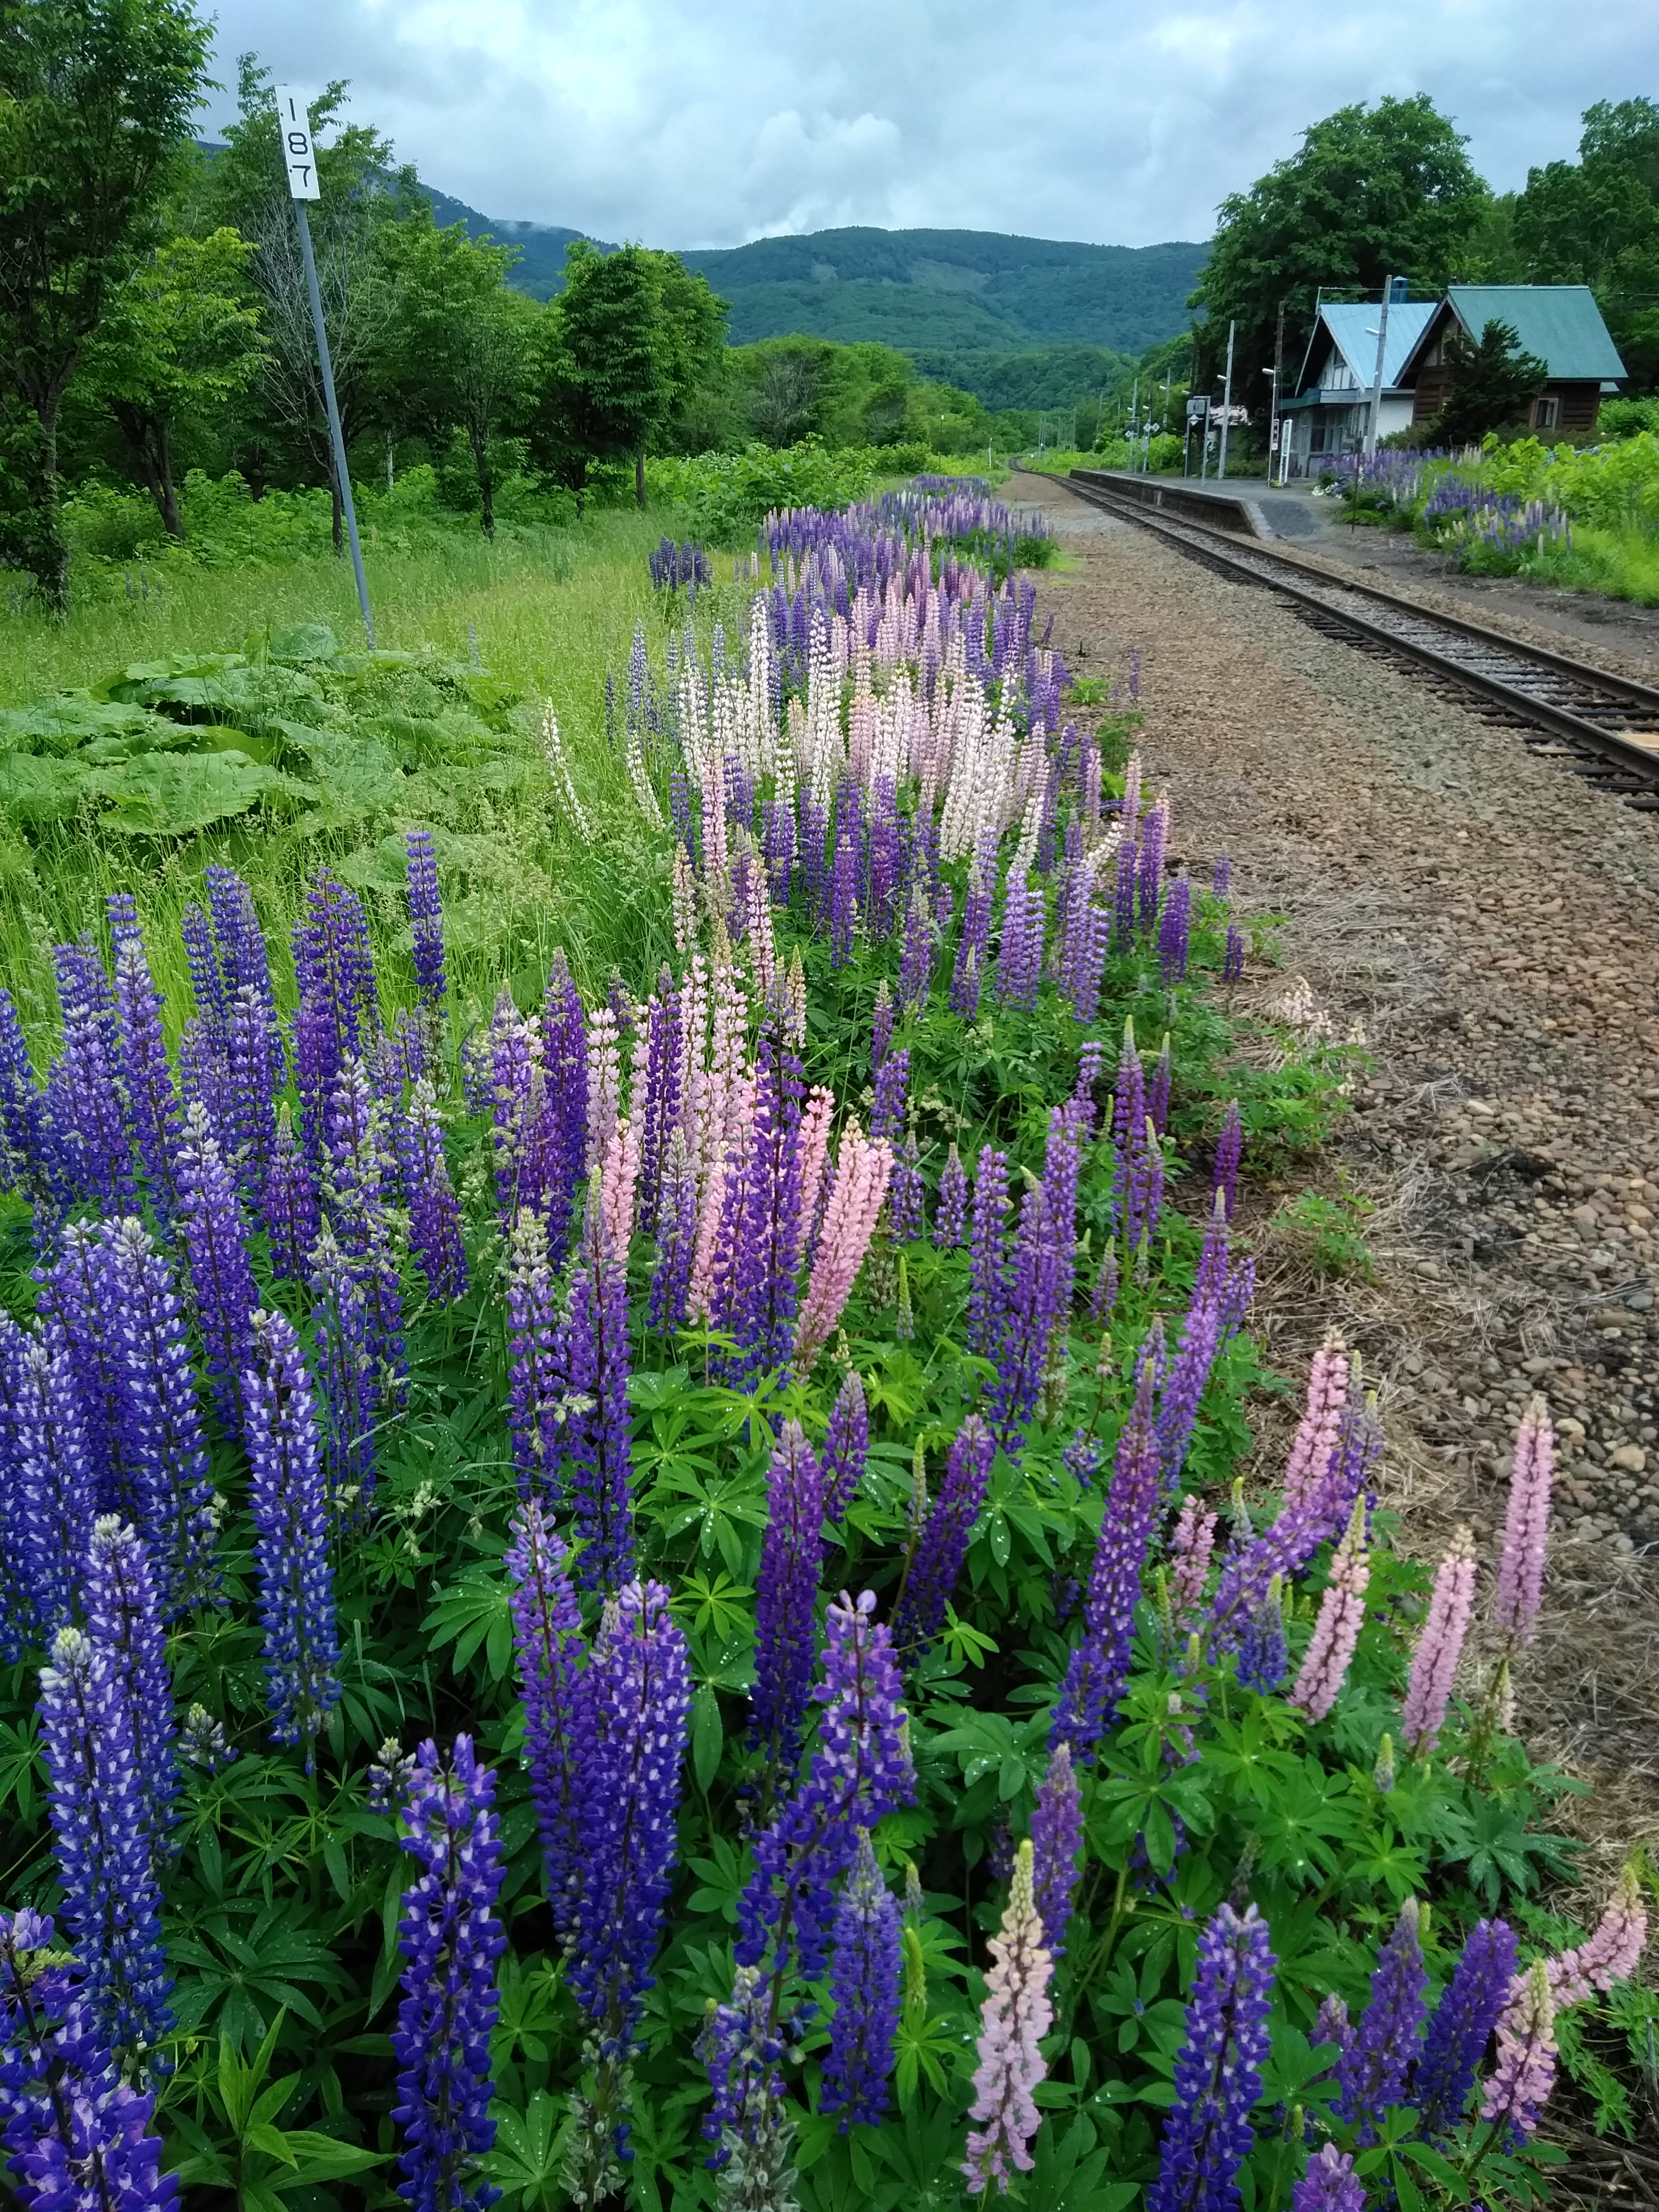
top-left (1217, 320), bottom-right (1236, 480)
top-left (293, 198), bottom-right (373, 646)
top-left (1269, 300), bottom-right (1285, 485)
top-left (1365, 276), bottom-right (1394, 460)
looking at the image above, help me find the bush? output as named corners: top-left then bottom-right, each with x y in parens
top-left (647, 440), bottom-right (881, 541)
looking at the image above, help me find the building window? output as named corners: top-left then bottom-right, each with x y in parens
top-left (1534, 395), bottom-right (1559, 430)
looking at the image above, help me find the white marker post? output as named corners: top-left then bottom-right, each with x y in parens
top-left (275, 86), bottom-right (373, 647)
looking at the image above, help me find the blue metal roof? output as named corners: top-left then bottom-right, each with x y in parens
top-left (1443, 287), bottom-right (1626, 381)
top-left (1317, 300), bottom-right (1437, 390)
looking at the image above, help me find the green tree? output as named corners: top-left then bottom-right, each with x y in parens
top-left (1193, 95), bottom-right (1488, 415)
top-left (78, 228), bottom-right (264, 537)
top-left (1425, 319), bottom-right (1548, 445)
top-left (1514, 99), bottom-right (1659, 388)
top-left (0, 0), bottom-right (212, 603)
top-left (380, 215), bottom-right (539, 534)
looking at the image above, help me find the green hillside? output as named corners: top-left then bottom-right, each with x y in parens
top-left (910, 344), bottom-right (1138, 411)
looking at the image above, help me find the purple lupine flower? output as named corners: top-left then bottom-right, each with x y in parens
top-left (0, 1909), bottom-right (175, 2212)
top-left (103, 1218), bottom-right (216, 1617)
top-left (871, 982), bottom-right (894, 1074)
top-left (262, 1104), bottom-right (319, 1281)
top-left (174, 1102), bottom-right (260, 1434)
top-left (1089, 1246), bottom-right (1119, 1327)
top-left (967, 1147), bottom-right (1010, 1361)
top-left (13, 1334), bottom-right (98, 1644)
top-left (1334, 1899), bottom-right (1428, 2143)
top-left (108, 916), bottom-right (180, 1222)
top-left (1293, 2146), bottom-right (1364, 2210)
top-left (986, 1104), bottom-right (1084, 1454)
top-left (1147, 1034), bottom-right (1172, 1135)
top-left (504, 1500), bottom-right (588, 1941)
top-left (1414, 1918), bottom-right (1519, 2142)
top-left (648, 1128), bottom-right (698, 1335)
top-left (310, 1226), bottom-right (378, 1510)
top-left (1030, 1740), bottom-right (1083, 1956)
top-left (995, 873), bottom-right (1043, 1011)
top-left (1158, 1281), bottom-right (1223, 1498)
top-left (395, 1080), bottom-right (467, 1305)
top-left (889, 1129), bottom-right (925, 1243)
top-left (323, 1054), bottom-right (405, 1397)
top-left (637, 978), bottom-right (682, 1237)
top-left (828, 819), bottom-right (857, 968)
top-left (893, 1417), bottom-right (995, 1659)
top-left (822, 1370), bottom-right (869, 1523)
top-left (937, 1143), bottom-right (969, 1249)
top-left (897, 887), bottom-right (934, 1009)
top-left (1113, 838), bottom-right (1139, 949)
top-left (505, 1211), bottom-right (560, 1498)
top-left (1212, 853), bottom-right (1231, 899)
top-left (1213, 1103), bottom-right (1243, 1222)
top-left (0, 985), bottom-right (51, 1209)
top-left (870, 1047), bottom-right (909, 1144)
top-left (405, 828), bottom-right (448, 1012)
top-left (753, 1422), bottom-right (827, 1766)
top-left (951, 843), bottom-right (993, 1019)
top-left (1137, 799), bottom-right (1167, 927)
top-left (1158, 877), bottom-right (1192, 983)
top-left (542, 954), bottom-right (589, 1258)
top-left (243, 1309), bottom-right (340, 1756)
top-left (292, 870), bottom-right (379, 1160)
top-left (206, 866), bottom-right (284, 1085)
top-left (822, 1830), bottom-right (901, 2127)
top-left (555, 1201), bottom-right (636, 1591)
top-left (1145, 1902), bottom-right (1276, 2212)
top-left (1223, 925), bottom-right (1245, 984)
top-left (713, 1022), bottom-right (806, 1383)
top-left (46, 942), bottom-right (133, 1210)
top-left (180, 900), bottom-right (227, 1042)
top-left (699, 1964), bottom-right (787, 2176)
top-left (37, 1223), bottom-right (123, 1504)
top-left (568, 1581), bottom-right (691, 2054)
top-left (1051, 1339), bottom-right (1164, 1760)
top-left (389, 1736), bottom-right (506, 2212)
top-left (83, 1518), bottom-right (177, 1867)
top-left (37, 1624), bottom-right (172, 2057)
top-left (1235, 1581), bottom-right (1288, 1694)
top-left (224, 986), bottom-right (279, 1199)
top-left (736, 1590), bottom-right (915, 1987)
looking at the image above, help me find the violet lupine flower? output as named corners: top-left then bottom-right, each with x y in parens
top-left (822, 1370), bottom-right (869, 1523)
top-left (1223, 925), bottom-right (1245, 984)
top-left (179, 901), bottom-right (225, 1045)
top-left (1480, 1959), bottom-right (1556, 2145)
top-left (504, 1499), bottom-right (587, 1943)
top-left (0, 1910), bottom-right (175, 2212)
top-left (108, 918), bottom-right (180, 1223)
top-left (1289, 1500), bottom-right (1369, 1723)
top-left (1313, 1992), bottom-right (1354, 2071)
top-left (37, 1223), bottom-right (123, 1504)
top-left (951, 850), bottom-right (993, 1019)
top-left (224, 985), bottom-right (279, 1199)
top-left (83, 1519), bottom-right (177, 1867)
top-left (961, 1841), bottom-right (1054, 2193)
top-left (995, 873), bottom-right (1043, 1011)
top-left (967, 1146), bottom-right (1010, 1361)
top-left (555, 1202), bottom-right (637, 1592)
top-left (698, 1964), bottom-right (789, 2181)
top-left (1137, 799), bottom-right (1168, 927)
top-left (1051, 1342), bottom-right (1164, 1761)
top-left (1170, 1498), bottom-right (1218, 1616)
top-left (1414, 1919), bottom-right (1519, 2142)
top-left (395, 1080), bottom-right (467, 1305)
top-left (242, 1310), bottom-right (340, 1756)
top-left (1158, 878), bottom-right (1192, 983)
top-left (892, 1417), bottom-right (995, 1659)
top-left (870, 1048), bottom-right (909, 1144)
top-left (1235, 1580), bottom-right (1288, 1695)
top-left (822, 1830), bottom-right (901, 2127)
top-left (1147, 1034), bottom-right (1172, 1136)
top-left (794, 1129), bottom-right (892, 1373)
top-left (1400, 1528), bottom-right (1476, 1759)
top-left (871, 982), bottom-right (894, 1073)
top-left (649, 1128), bottom-right (698, 1335)
top-left (937, 1143), bottom-right (969, 1249)
top-left (505, 1212), bottom-right (560, 1498)
top-left (37, 1625), bottom-right (171, 2058)
top-left (1157, 1282), bottom-right (1222, 1499)
top-left (102, 1218), bottom-right (216, 1617)
top-left (735, 1590), bottom-right (915, 1988)
top-left (828, 820), bottom-right (857, 967)
top-left (262, 1105), bottom-right (319, 1283)
top-left (206, 866), bottom-right (284, 1081)
top-left (1212, 1102), bottom-right (1243, 1222)
top-left (1293, 2147), bottom-right (1365, 2211)
top-left (1208, 1395), bottom-right (1371, 1659)
top-left (323, 1055), bottom-right (406, 1394)
top-left (1145, 1902), bottom-right (1276, 2212)
top-left (174, 1102), bottom-right (260, 1434)
top-left (1494, 1395), bottom-right (1553, 1649)
top-left (405, 828), bottom-right (448, 1014)
top-left (568, 1582), bottom-right (692, 2056)
top-left (1334, 1898), bottom-right (1427, 2143)
top-left (1088, 1246), bottom-right (1119, 1329)
top-left (752, 1422), bottom-right (827, 1766)
top-left (1030, 1741), bottom-right (1083, 1958)
top-left (389, 1737), bottom-right (506, 2212)
top-left (897, 886), bottom-right (935, 1010)
top-left (13, 1335), bottom-right (97, 1645)
top-left (45, 942), bottom-right (133, 1212)
top-left (713, 1023), bottom-right (806, 1382)
top-left (542, 954), bottom-right (590, 1256)
top-left (1547, 1860), bottom-right (1648, 2010)
top-left (0, 986), bottom-right (51, 1208)
top-left (889, 1129), bottom-right (925, 1244)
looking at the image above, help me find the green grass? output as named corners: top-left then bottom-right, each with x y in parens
top-left (1532, 523), bottom-right (1659, 606)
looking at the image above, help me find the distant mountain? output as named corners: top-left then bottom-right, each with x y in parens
top-left (421, 190), bottom-right (1205, 359)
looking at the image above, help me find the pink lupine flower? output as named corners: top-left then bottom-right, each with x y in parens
top-left (1481, 1959), bottom-right (1556, 2141)
top-left (795, 1127), bottom-right (892, 1372)
top-left (1170, 1496), bottom-right (1218, 1615)
top-left (1291, 1497), bottom-right (1370, 1723)
top-left (961, 1839), bottom-right (1053, 2193)
top-left (598, 1115), bottom-right (640, 1269)
top-left (797, 1085), bottom-right (836, 1258)
top-left (1282, 1330), bottom-right (1350, 1512)
top-left (1547, 1861), bottom-right (1648, 2010)
top-left (1494, 1395), bottom-right (1553, 1648)
top-left (1401, 1526), bottom-right (1476, 1759)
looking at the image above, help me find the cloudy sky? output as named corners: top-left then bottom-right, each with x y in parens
top-left (204, 0), bottom-right (1657, 248)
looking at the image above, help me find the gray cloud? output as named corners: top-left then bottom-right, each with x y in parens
top-left (203, 0), bottom-right (1659, 247)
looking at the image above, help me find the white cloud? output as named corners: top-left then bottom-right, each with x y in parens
top-left (203, 0), bottom-right (1659, 247)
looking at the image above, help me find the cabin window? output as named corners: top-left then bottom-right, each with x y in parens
top-left (1534, 395), bottom-right (1559, 430)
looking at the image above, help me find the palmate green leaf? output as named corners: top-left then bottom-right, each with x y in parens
top-left (0, 750), bottom-right (94, 822)
top-left (0, 1715), bottom-right (43, 1820)
top-left (483, 2090), bottom-right (566, 2210)
top-left (424, 1564), bottom-right (515, 1679)
top-left (88, 751), bottom-right (307, 836)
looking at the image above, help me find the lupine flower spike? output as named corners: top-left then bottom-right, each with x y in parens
top-left (1494, 1395), bottom-right (1553, 1649)
top-left (1289, 1498), bottom-right (1369, 1723)
top-left (1146, 1901), bottom-right (1276, 2212)
top-left (1401, 1528), bottom-right (1476, 1759)
top-left (961, 1840), bottom-right (1053, 2193)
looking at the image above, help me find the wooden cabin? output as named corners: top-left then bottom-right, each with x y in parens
top-left (1278, 298), bottom-right (1437, 474)
top-left (1397, 286), bottom-right (1626, 437)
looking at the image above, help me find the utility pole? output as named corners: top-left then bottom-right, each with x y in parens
top-left (1365, 276), bottom-right (1396, 460)
top-left (277, 85), bottom-right (373, 646)
top-left (1269, 299), bottom-right (1286, 485)
top-left (1217, 320), bottom-right (1236, 480)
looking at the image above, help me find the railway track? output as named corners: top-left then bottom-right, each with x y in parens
top-left (1054, 469), bottom-right (1659, 813)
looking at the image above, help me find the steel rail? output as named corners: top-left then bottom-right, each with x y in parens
top-left (1053, 470), bottom-right (1659, 803)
